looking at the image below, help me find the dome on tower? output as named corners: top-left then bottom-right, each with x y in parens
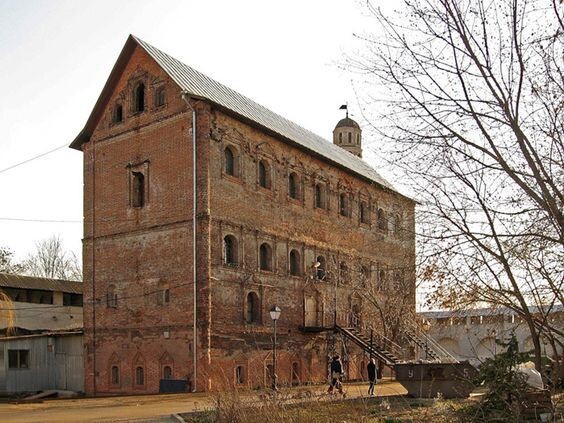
top-left (334, 117), bottom-right (360, 130)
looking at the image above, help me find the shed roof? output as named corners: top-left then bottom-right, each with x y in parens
top-left (0, 273), bottom-right (82, 295)
top-left (71, 35), bottom-right (409, 198)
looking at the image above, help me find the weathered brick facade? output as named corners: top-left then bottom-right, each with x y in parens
top-left (73, 36), bottom-right (415, 395)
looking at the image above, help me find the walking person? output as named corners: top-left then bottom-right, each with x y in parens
top-left (327, 355), bottom-right (345, 395)
top-left (367, 358), bottom-right (377, 396)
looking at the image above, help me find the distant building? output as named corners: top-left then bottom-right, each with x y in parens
top-left (421, 307), bottom-right (564, 366)
top-left (0, 273), bottom-right (83, 394)
top-left (71, 35), bottom-right (416, 395)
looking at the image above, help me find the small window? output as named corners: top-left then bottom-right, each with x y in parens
top-left (393, 214), bottom-right (402, 236)
top-left (339, 133), bottom-right (342, 143)
top-left (134, 83), bottom-right (145, 112)
top-left (224, 146), bottom-right (238, 177)
top-left (377, 208), bottom-right (387, 231)
top-left (163, 365), bottom-right (172, 379)
top-left (235, 366), bottom-right (245, 384)
top-left (357, 134), bottom-right (360, 144)
top-left (340, 262), bottom-right (349, 284)
top-left (157, 282), bottom-right (170, 305)
top-left (378, 269), bottom-right (386, 290)
top-left (111, 365), bottom-right (120, 385)
top-left (246, 292), bottom-right (260, 324)
top-left (288, 172), bottom-right (300, 200)
top-left (107, 285), bottom-right (118, 308)
top-left (360, 266), bottom-right (370, 286)
top-left (259, 243), bottom-right (272, 271)
top-left (155, 87), bottom-right (166, 107)
top-left (360, 202), bottom-right (369, 224)
top-left (114, 104), bottom-right (123, 123)
top-left (289, 249), bottom-right (301, 276)
top-left (8, 350), bottom-right (29, 369)
top-left (258, 160), bottom-right (271, 189)
top-left (315, 184), bottom-right (326, 209)
top-left (135, 366), bottom-right (145, 385)
top-left (316, 256), bottom-right (326, 280)
top-left (223, 235), bottom-right (238, 266)
top-left (348, 132), bottom-right (351, 143)
top-left (339, 193), bottom-right (349, 217)
top-left (132, 171), bottom-right (145, 208)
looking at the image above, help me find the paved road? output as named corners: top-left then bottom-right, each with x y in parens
top-left (0, 381), bottom-right (407, 423)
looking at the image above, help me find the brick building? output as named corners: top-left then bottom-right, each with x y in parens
top-left (70, 35), bottom-right (416, 395)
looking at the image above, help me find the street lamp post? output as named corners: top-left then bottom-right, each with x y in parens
top-left (270, 305), bottom-right (281, 391)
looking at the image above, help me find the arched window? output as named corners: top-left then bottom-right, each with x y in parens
top-left (258, 160), bottom-right (271, 189)
top-left (340, 261), bottom-right (349, 283)
top-left (223, 235), bottom-right (238, 265)
top-left (360, 201), bottom-right (369, 224)
top-left (316, 255), bottom-right (326, 280)
top-left (289, 249), bottom-right (301, 276)
top-left (114, 104), bottom-right (123, 123)
top-left (155, 86), bottom-right (166, 107)
top-left (235, 366), bottom-right (245, 384)
top-left (348, 132), bottom-right (351, 142)
top-left (315, 184), bottom-right (325, 209)
top-left (163, 365), bottom-right (172, 379)
top-left (224, 146), bottom-right (236, 176)
top-left (157, 281), bottom-right (170, 305)
top-left (377, 208), bottom-right (387, 231)
top-left (111, 365), bottom-right (120, 385)
top-left (107, 285), bottom-right (117, 308)
top-left (135, 366), bottom-right (144, 386)
top-left (246, 292), bottom-right (260, 324)
top-left (356, 133), bottom-right (360, 144)
top-left (288, 172), bottom-right (299, 199)
top-left (259, 243), bottom-right (272, 271)
top-left (339, 133), bottom-right (342, 143)
top-left (132, 172), bottom-right (145, 208)
top-left (134, 83), bottom-right (145, 112)
top-left (339, 193), bottom-right (349, 217)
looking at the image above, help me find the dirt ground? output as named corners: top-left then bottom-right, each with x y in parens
top-left (0, 380), bottom-right (407, 423)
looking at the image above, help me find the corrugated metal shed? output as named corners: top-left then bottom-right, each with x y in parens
top-left (72, 35), bottom-right (407, 197)
top-left (0, 273), bottom-right (82, 294)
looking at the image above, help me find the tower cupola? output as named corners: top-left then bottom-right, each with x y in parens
top-left (333, 109), bottom-right (362, 158)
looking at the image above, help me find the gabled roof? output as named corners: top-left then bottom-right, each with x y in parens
top-left (0, 273), bottom-right (82, 295)
top-left (71, 35), bottom-right (406, 197)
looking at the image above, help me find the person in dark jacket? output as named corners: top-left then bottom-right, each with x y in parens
top-left (327, 355), bottom-right (344, 394)
top-left (367, 358), bottom-right (377, 396)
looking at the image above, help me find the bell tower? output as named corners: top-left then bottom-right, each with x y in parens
top-left (333, 108), bottom-right (362, 158)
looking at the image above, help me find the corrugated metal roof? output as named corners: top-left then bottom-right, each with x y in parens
top-left (0, 273), bottom-right (82, 294)
top-left (132, 36), bottom-right (400, 193)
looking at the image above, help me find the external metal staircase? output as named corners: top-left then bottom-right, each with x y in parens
top-left (335, 325), bottom-right (400, 368)
top-left (403, 326), bottom-right (459, 363)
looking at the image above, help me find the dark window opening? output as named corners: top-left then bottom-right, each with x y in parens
top-left (163, 365), bottom-right (172, 379)
top-left (340, 262), bottom-right (349, 283)
top-left (224, 147), bottom-right (236, 176)
top-left (63, 293), bottom-right (83, 306)
top-left (236, 366), bottom-right (245, 384)
top-left (258, 160), bottom-right (271, 189)
top-left (289, 249), bottom-right (301, 276)
top-left (291, 362), bottom-right (299, 385)
top-left (155, 87), bottom-right (166, 107)
top-left (316, 255), bottom-right (326, 280)
top-left (348, 132), bottom-right (351, 142)
top-left (377, 208), bottom-right (387, 231)
top-left (132, 171), bottom-right (145, 208)
top-left (360, 202), bottom-right (369, 224)
top-left (259, 243), bottom-right (272, 271)
top-left (288, 172), bottom-right (299, 199)
top-left (111, 365), bottom-right (120, 385)
top-left (135, 366), bottom-right (145, 385)
top-left (8, 349), bottom-right (29, 369)
top-left (134, 83), bottom-right (145, 112)
top-left (223, 235), bottom-right (238, 265)
top-left (114, 104), bottom-right (123, 123)
top-left (314, 184), bottom-right (325, 209)
top-left (339, 133), bottom-right (342, 143)
top-left (246, 292), bottom-right (260, 324)
top-left (339, 193), bottom-right (349, 217)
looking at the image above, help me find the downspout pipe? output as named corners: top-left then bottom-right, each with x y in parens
top-left (181, 91), bottom-right (199, 392)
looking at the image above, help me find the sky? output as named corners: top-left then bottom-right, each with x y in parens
top-left (0, 0), bottom-right (398, 262)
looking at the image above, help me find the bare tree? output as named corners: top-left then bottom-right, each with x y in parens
top-left (349, 0), bottom-right (563, 376)
top-left (23, 235), bottom-right (82, 281)
top-left (0, 246), bottom-right (24, 274)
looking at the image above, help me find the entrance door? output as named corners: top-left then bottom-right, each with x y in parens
top-left (305, 296), bottom-right (317, 327)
